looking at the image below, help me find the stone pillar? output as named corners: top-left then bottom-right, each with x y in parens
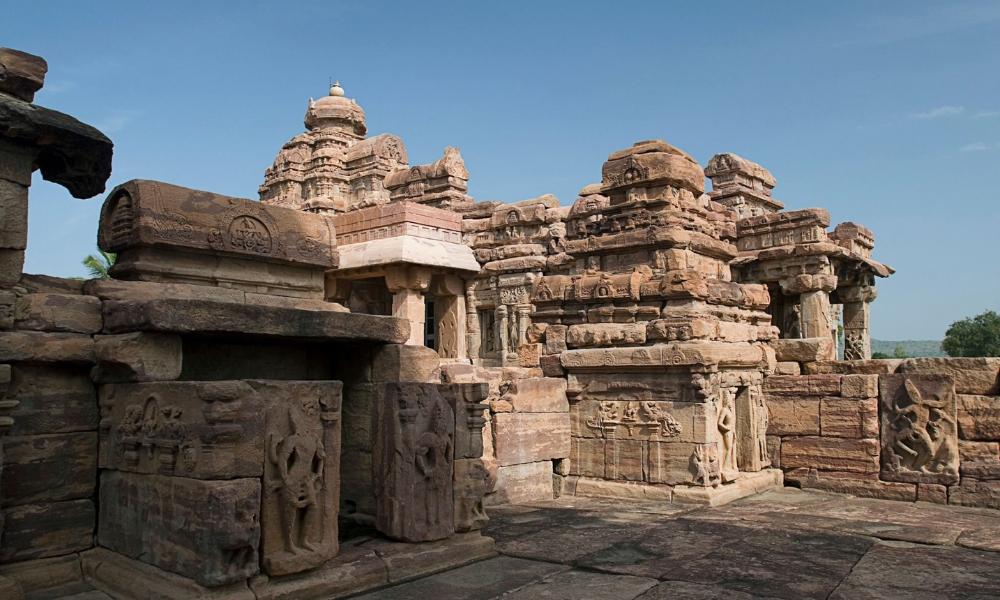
top-left (841, 285), bottom-right (877, 360)
top-left (465, 285), bottom-right (480, 362)
top-left (430, 275), bottom-right (468, 360)
top-left (385, 266), bottom-right (431, 346)
top-left (780, 274), bottom-right (837, 359)
top-left (0, 140), bottom-right (35, 286)
top-left (516, 305), bottom-right (531, 352)
top-left (496, 305), bottom-right (509, 362)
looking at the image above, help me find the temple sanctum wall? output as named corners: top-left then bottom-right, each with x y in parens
top-left (0, 47), bottom-right (998, 599)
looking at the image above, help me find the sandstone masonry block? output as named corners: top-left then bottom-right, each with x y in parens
top-left (2, 432), bottom-right (96, 506)
top-left (0, 331), bottom-right (94, 363)
top-left (486, 461), bottom-right (553, 505)
top-left (780, 436), bottom-right (879, 474)
top-left (500, 377), bottom-right (568, 413)
top-left (493, 412), bottom-right (570, 466)
top-left (5, 364), bottom-right (96, 435)
top-left (764, 374), bottom-right (841, 396)
top-left (0, 500), bottom-right (95, 562)
top-left (766, 397), bottom-right (820, 435)
top-left (898, 357), bottom-right (1000, 395)
top-left (371, 343), bottom-right (440, 382)
top-left (566, 323), bottom-right (646, 348)
top-left (820, 398), bottom-right (878, 438)
top-left (841, 374), bottom-right (879, 398)
top-left (771, 337), bottom-right (834, 363)
top-left (774, 361), bottom-right (801, 376)
top-left (957, 394), bottom-right (1000, 441)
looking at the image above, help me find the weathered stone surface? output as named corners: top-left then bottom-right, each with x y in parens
top-left (879, 374), bottom-right (959, 485)
top-left (81, 548), bottom-right (254, 600)
top-left (102, 297), bottom-right (409, 343)
top-left (14, 293), bottom-right (102, 334)
top-left (92, 332), bottom-right (182, 382)
top-left (897, 357), bottom-right (1000, 395)
top-left (916, 483), bottom-right (948, 504)
top-left (829, 543), bottom-right (1000, 600)
top-left (771, 337), bottom-right (833, 363)
top-left (99, 381), bottom-right (264, 479)
top-left (0, 248), bottom-right (24, 285)
top-left (840, 374), bottom-right (878, 398)
top-left (780, 436), bottom-right (879, 474)
top-left (959, 440), bottom-right (999, 462)
top-left (803, 359), bottom-right (902, 375)
top-left (493, 412), bottom-right (570, 466)
top-left (454, 458), bottom-right (489, 532)
top-left (774, 361), bottom-right (800, 376)
top-left (259, 380), bottom-right (341, 576)
top-left (0, 178), bottom-right (28, 250)
top-left (503, 569), bottom-right (658, 600)
top-left (442, 383), bottom-right (488, 459)
top-left (0, 331), bottom-right (94, 363)
top-left (371, 343), bottom-right (440, 382)
top-left (98, 471), bottom-right (261, 586)
top-left (0, 499), bottom-right (95, 562)
top-left (0, 554), bottom-right (86, 600)
top-left (373, 383), bottom-right (455, 542)
top-left (957, 394), bottom-right (1000, 441)
top-left (2, 432), bottom-right (96, 505)
top-left (766, 397), bottom-right (820, 435)
top-left (571, 399), bottom-right (709, 444)
top-left (5, 364), bottom-right (96, 435)
top-left (820, 398), bottom-right (878, 438)
top-left (488, 461), bottom-right (553, 505)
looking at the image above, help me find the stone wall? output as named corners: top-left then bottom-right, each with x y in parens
top-left (765, 357), bottom-right (1000, 508)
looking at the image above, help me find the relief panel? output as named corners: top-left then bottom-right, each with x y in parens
top-left (880, 374), bottom-right (959, 485)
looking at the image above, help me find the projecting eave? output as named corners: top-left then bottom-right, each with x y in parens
top-left (334, 235), bottom-right (481, 274)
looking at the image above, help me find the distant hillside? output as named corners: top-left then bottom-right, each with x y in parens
top-left (871, 339), bottom-right (946, 358)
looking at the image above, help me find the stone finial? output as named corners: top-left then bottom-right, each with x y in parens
top-left (705, 153), bottom-right (776, 189)
top-left (0, 48), bottom-right (47, 102)
top-left (329, 80), bottom-right (344, 97)
top-left (600, 139), bottom-right (705, 196)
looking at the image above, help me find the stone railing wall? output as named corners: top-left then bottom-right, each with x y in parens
top-left (764, 357), bottom-right (1000, 508)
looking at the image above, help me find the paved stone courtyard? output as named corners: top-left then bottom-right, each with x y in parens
top-left (357, 488), bottom-right (1000, 600)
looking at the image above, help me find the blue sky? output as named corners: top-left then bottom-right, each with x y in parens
top-left (5, 1), bottom-right (999, 340)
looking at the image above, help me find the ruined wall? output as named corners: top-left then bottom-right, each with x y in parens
top-left (765, 357), bottom-right (1000, 508)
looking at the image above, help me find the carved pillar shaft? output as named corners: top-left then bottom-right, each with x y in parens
top-left (799, 290), bottom-right (831, 339)
top-left (496, 305), bottom-right (508, 362)
top-left (391, 288), bottom-right (425, 346)
top-left (0, 140), bottom-right (36, 286)
top-left (841, 285), bottom-right (877, 361)
top-left (465, 286), bottom-right (480, 361)
top-left (516, 305), bottom-right (531, 351)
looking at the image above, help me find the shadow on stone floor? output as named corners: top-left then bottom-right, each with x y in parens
top-left (353, 488), bottom-right (1000, 600)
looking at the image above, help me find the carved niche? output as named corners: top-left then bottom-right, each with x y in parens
top-left (260, 380), bottom-right (342, 576)
top-left (442, 383), bottom-right (489, 532)
top-left (374, 383), bottom-right (455, 542)
top-left (879, 374), bottom-right (959, 485)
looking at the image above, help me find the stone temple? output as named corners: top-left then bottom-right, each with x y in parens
top-left (1, 48), bottom-right (999, 599)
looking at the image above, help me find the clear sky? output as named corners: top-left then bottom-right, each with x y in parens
top-left (5, 1), bottom-right (999, 340)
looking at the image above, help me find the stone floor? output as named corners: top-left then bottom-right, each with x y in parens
top-left (354, 488), bottom-right (1000, 600)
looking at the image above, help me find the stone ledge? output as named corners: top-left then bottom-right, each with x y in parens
top-left (102, 297), bottom-right (409, 343)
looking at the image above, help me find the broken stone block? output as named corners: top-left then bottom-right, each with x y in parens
top-left (373, 383), bottom-right (455, 542)
top-left (92, 332), bottom-right (182, 382)
top-left (897, 357), bottom-right (1000, 395)
top-left (2, 432), bottom-right (96, 505)
top-left (544, 324), bottom-right (567, 354)
top-left (259, 380), bottom-right (342, 576)
top-left (5, 364), bottom-right (96, 435)
top-left (780, 436), bottom-right (879, 474)
top-left (0, 499), bottom-right (95, 562)
top-left (879, 374), bottom-right (959, 485)
top-left (14, 293), bottom-right (102, 334)
top-left (841, 374), bottom-right (879, 398)
top-left (774, 361), bottom-right (800, 375)
top-left (492, 412), bottom-right (570, 466)
top-left (820, 398), bottom-right (878, 438)
top-left (771, 337), bottom-right (834, 363)
top-left (957, 394), bottom-right (1000, 441)
top-left (0, 331), bottom-right (94, 363)
top-left (766, 397), bottom-right (820, 435)
top-left (539, 354), bottom-right (564, 377)
top-left (98, 471), bottom-right (261, 586)
top-left (499, 377), bottom-right (568, 413)
top-left (487, 461), bottom-right (553, 505)
top-left (0, 48), bottom-right (47, 102)
top-left (99, 381), bottom-right (265, 479)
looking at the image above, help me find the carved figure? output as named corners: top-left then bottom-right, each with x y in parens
top-left (693, 444), bottom-right (721, 487)
top-left (267, 398), bottom-right (325, 556)
top-left (717, 391), bottom-right (738, 482)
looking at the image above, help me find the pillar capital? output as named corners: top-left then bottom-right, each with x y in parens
top-left (779, 273), bottom-right (837, 295)
top-left (839, 284), bottom-right (877, 304)
top-left (384, 266), bottom-right (431, 293)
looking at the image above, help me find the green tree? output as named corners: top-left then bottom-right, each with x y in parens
top-left (893, 344), bottom-right (908, 359)
top-left (942, 310), bottom-right (1000, 357)
top-left (872, 351), bottom-right (891, 359)
top-left (82, 250), bottom-right (115, 279)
